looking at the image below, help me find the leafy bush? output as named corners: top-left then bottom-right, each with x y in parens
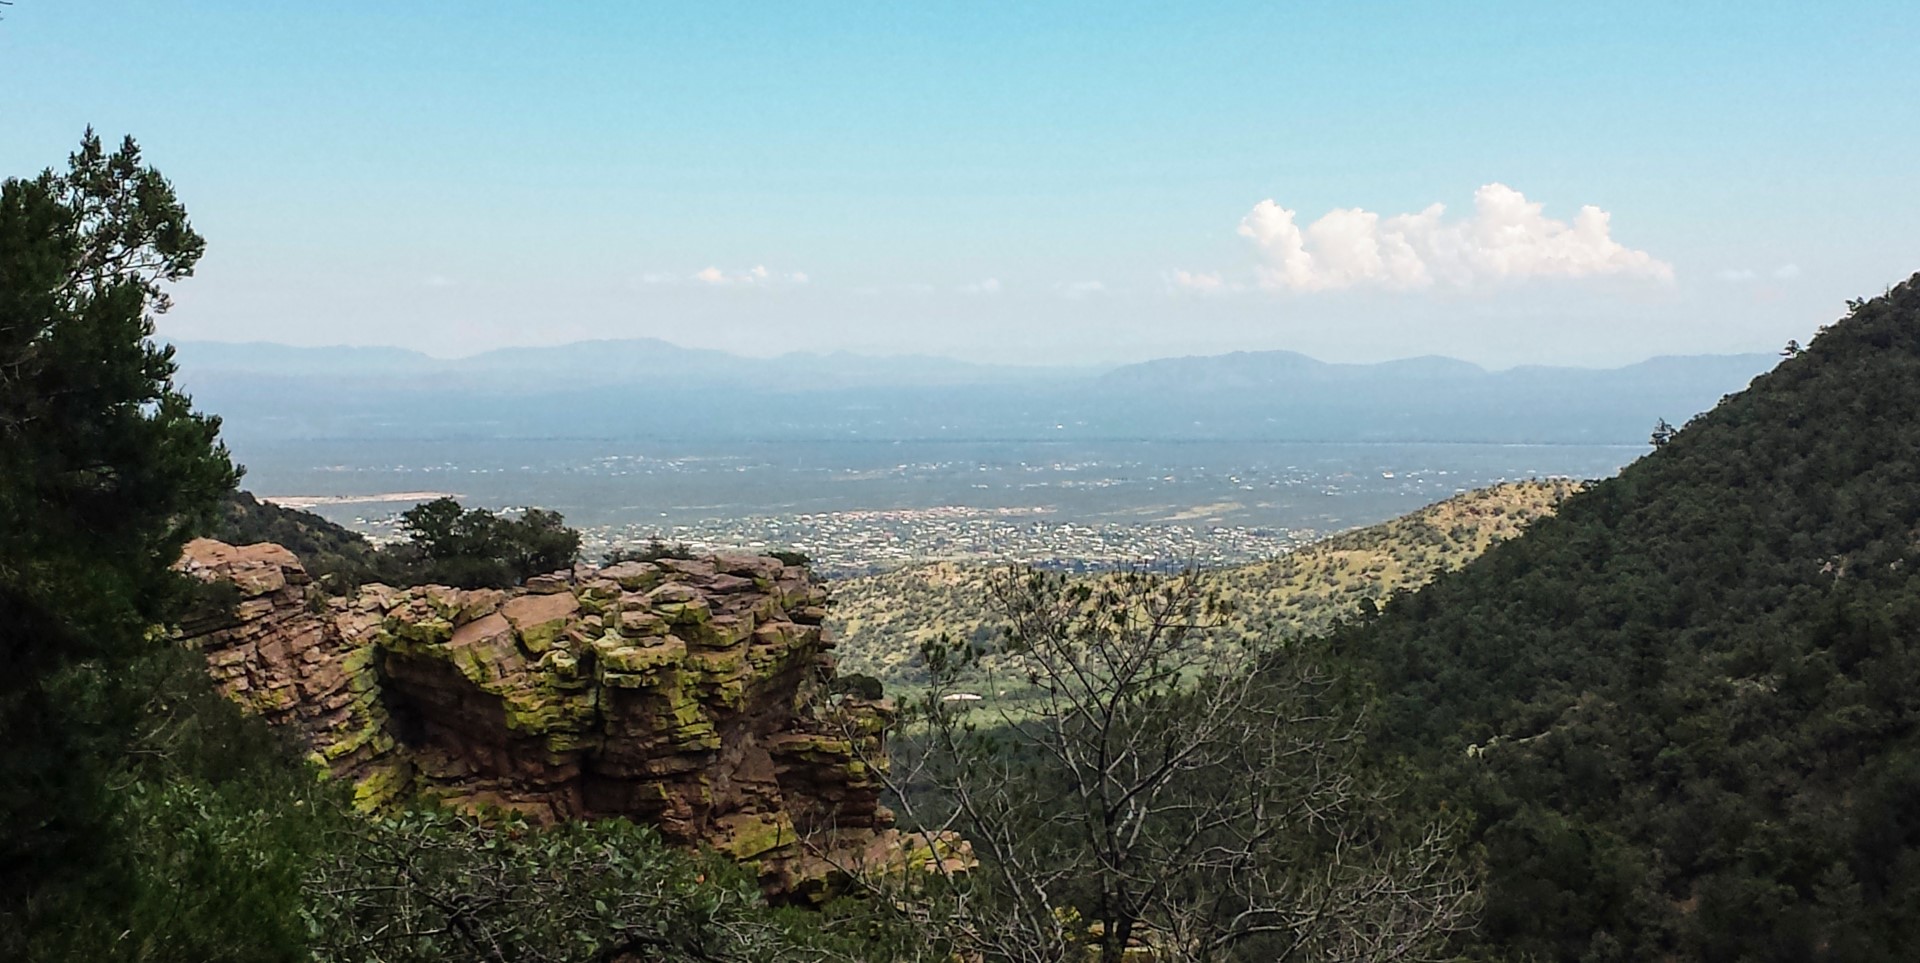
top-left (305, 810), bottom-right (809, 963)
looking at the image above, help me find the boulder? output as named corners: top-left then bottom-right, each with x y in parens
top-left (501, 592), bottom-right (580, 653)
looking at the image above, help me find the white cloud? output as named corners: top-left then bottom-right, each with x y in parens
top-left (1772, 263), bottom-right (1801, 280)
top-left (689, 265), bottom-right (806, 286)
top-left (958, 278), bottom-right (1003, 295)
top-left (423, 274), bottom-right (455, 288)
top-left (1170, 269), bottom-right (1228, 293)
top-left (638, 271), bottom-right (679, 285)
top-left (1234, 183), bottom-right (1673, 292)
top-left (1716, 268), bottom-right (1759, 282)
top-left (1057, 280), bottom-right (1107, 299)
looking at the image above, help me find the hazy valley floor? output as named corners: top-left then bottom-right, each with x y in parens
top-left (229, 437), bottom-right (1637, 576)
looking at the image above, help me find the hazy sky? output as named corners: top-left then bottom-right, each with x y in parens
top-left (5, 2), bottom-right (1917, 367)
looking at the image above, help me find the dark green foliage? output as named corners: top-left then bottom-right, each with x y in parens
top-left (305, 810), bottom-right (834, 962)
top-left (500, 507), bottom-right (580, 579)
top-left (607, 537), bottom-right (697, 564)
top-left (212, 490), bottom-right (382, 591)
top-left (10, 646), bottom-right (340, 962)
top-left (381, 496), bottom-right (581, 588)
top-left (830, 672), bottom-right (886, 700)
top-left (0, 130), bottom-right (245, 954)
top-left (771, 548), bottom-right (812, 568)
top-left (1331, 273), bottom-right (1920, 960)
top-left (0, 128), bottom-right (235, 669)
top-left (211, 492), bottom-right (583, 592)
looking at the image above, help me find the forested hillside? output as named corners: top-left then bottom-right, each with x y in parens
top-left (1334, 275), bottom-right (1920, 960)
top-left (213, 491), bottom-right (382, 587)
top-left (831, 479), bottom-right (1576, 685)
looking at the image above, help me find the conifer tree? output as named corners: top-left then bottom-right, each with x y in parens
top-left (0, 130), bottom-right (240, 947)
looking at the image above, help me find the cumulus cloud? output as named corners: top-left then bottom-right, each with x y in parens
top-left (1170, 269), bottom-right (1228, 293)
top-left (1057, 280), bottom-right (1107, 299)
top-left (1772, 263), bottom-right (1801, 280)
top-left (1234, 183), bottom-right (1672, 291)
top-left (958, 278), bottom-right (1003, 295)
top-left (688, 265), bottom-right (807, 285)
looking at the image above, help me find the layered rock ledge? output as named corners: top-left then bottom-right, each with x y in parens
top-left (176, 538), bottom-right (966, 898)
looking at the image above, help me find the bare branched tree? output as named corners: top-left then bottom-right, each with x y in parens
top-left (846, 565), bottom-right (1477, 963)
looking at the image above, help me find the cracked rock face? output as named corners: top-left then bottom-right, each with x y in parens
top-left (176, 538), bottom-right (958, 898)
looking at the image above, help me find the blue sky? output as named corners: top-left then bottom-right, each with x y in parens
top-left (4, 2), bottom-right (1917, 366)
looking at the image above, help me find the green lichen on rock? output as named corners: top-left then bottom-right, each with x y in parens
top-left (772, 732), bottom-right (855, 760)
top-left (498, 681), bottom-right (598, 736)
top-left (594, 634), bottom-right (688, 683)
top-left (245, 685), bottom-right (299, 713)
top-left (715, 810), bottom-right (795, 861)
top-left (655, 602), bottom-right (710, 628)
top-left (351, 761), bottom-right (415, 810)
top-left (392, 615), bottom-right (454, 646)
top-left (501, 591), bottom-right (579, 653)
top-left (180, 538), bottom-right (922, 900)
top-left (320, 706), bottom-right (389, 762)
top-left (664, 686), bottom-right (720, 749)
top-left (420, 586), bottom-right (465, 622)
top-left (690, 647), bottom-right (746, 681)
top-left (573, 580), bottom-right (620, 616)
top-left (900, 831), bottom-right (971, 873)
top-left (538, 647), bottom-right (585, 684)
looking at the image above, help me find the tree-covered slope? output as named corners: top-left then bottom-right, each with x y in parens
top-left (211, 491), bottom-right (381, 587)
top-left (832, 480), bottom-right (1576, 686)
top-left (1210, 479), bottom-right (1578, 645)
top-left (1336, 274), bottom-right (1920, 961)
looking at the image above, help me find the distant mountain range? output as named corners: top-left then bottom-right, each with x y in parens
top-left (170, 339), bottom-right (1089, 389)
top-left (169, 338), bottom-right (1779, 446)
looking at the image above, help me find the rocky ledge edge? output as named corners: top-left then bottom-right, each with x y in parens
top-left (175, 538), bottom-right (969, 900)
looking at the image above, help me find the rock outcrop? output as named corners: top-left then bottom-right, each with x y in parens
top-left (176, 539), bottom-right (966, 899)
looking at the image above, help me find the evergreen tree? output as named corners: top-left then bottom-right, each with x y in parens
top-left (0, 127), bottom-right (234, 662)
top-left (0, 130), bottom-right (243, 954)
top-left (387, 496), bottom-right (580, 588)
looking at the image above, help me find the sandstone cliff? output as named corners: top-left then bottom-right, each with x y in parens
top-left (176, 538), bottom-right (962, 899)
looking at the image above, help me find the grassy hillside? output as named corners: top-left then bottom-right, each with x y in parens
top-left (1333, 275), bottom-right (1920, 960)
top-left (829, 479), bottom-right (1579, 685)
